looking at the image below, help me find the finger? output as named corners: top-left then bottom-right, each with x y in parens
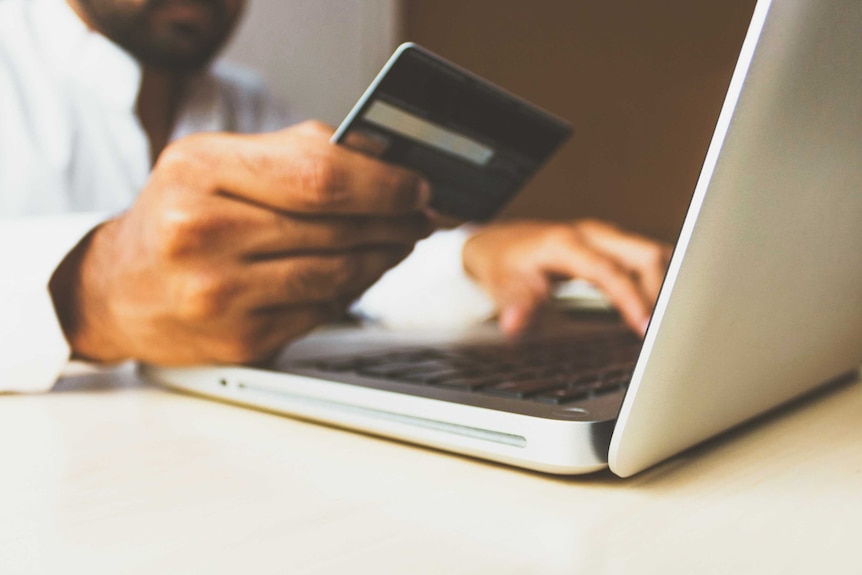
top-left (542, 240), bottom-right (652, 335)
top-left (574, 220), bottom-right (671, 303)
top-left (229, 205), bottom-right (434, 259)
top-left (233, 132), bottom-right (432, 214)
top-left (500, 302), bottom-right (537, 335)
top-left (169, 125), bottom-right (432, 216)
top-left (160, 194), bottom-right (433, 261)
top-left (494, 274), bottom-right (551, 335)
top-left (240, 246), bottom-right (412, 308)
top-left (584, 226), bottom-right (668, 303)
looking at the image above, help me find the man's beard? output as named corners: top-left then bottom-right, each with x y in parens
top-left (75, 0), bottom-right (241, 73)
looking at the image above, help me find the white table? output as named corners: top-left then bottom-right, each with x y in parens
top-left (2, 366), bottom-right (860, 574)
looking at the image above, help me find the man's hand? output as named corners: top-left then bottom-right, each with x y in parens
top-left (462, 219), bottom-right (672, 336)
top-left (50, 121), bottom-right (433, 365)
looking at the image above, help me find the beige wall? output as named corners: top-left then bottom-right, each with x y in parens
top-left (405, 0), bottom-right (756, 241)
top-left (223, 0), bottom-right (402, 125)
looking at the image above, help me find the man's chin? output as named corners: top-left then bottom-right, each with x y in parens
top-left (139, 53), bottom-right (214, 74)
top-left (123, 35), bottom-right (221, 73)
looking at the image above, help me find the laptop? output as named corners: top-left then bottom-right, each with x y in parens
top-left (141, 0), bottom-right (862, 477)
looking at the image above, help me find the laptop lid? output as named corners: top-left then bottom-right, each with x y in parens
top-left (609, 0), bottom-right (862, 477)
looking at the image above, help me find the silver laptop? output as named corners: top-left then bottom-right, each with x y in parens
top-left (142, 0), bottom-right (862, 477)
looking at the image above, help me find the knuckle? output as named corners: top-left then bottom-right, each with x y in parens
top-left (157, 209), bottom-right (201, 260)
top-left (176, 272), bottom-right (236, 322)
top-left (157, 135), bottom-right (211, 174)
top-left (156, 139), bottom-right (193, 171)
top-left (155, 135), bottom-right (231, 193)
top-left (296, 119), bottom-right (333, 138)
top-left (543, 224), bottom-right (577, 250)
top-left (296, 155), bottom-right (347, 209)
top-left (156, 206), bottom-right (219, 260)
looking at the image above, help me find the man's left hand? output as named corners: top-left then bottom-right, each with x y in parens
top-left (462, 219), bottom-right (673, 336)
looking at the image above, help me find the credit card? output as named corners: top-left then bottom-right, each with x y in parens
top-left (332, 43), bottom-right (572, 221)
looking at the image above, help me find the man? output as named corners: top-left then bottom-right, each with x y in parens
top-left (0, 0), bottom-right (671, 392)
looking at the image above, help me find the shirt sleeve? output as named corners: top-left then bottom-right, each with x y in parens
top-left (0, 213), bottom-right (106, 392)
top-left (351, 226), bottom-right (497, 330)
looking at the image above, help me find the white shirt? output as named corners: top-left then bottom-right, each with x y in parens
top-left (0, 0), bottom-right (494, 392)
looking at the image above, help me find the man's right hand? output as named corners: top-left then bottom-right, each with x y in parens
top-left (50, 121), bottom-right (433, 365)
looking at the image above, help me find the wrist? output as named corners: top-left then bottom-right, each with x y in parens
top-left (49, 222), bottom-right (128, 363)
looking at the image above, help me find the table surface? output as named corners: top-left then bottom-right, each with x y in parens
top-left (1, 366), bottom-right (860, 575)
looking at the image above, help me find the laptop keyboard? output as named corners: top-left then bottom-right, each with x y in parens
top-left (294, 331), bottom-right (641, 406)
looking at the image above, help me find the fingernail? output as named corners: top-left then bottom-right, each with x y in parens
top-left (416, 179), bottom-right (432, 208)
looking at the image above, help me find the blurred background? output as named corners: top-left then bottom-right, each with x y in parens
top-left (224, 0), bottom-right (756, 242)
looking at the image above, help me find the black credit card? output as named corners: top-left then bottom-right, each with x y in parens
top-left (332, 43), bottom-right (572, 221)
